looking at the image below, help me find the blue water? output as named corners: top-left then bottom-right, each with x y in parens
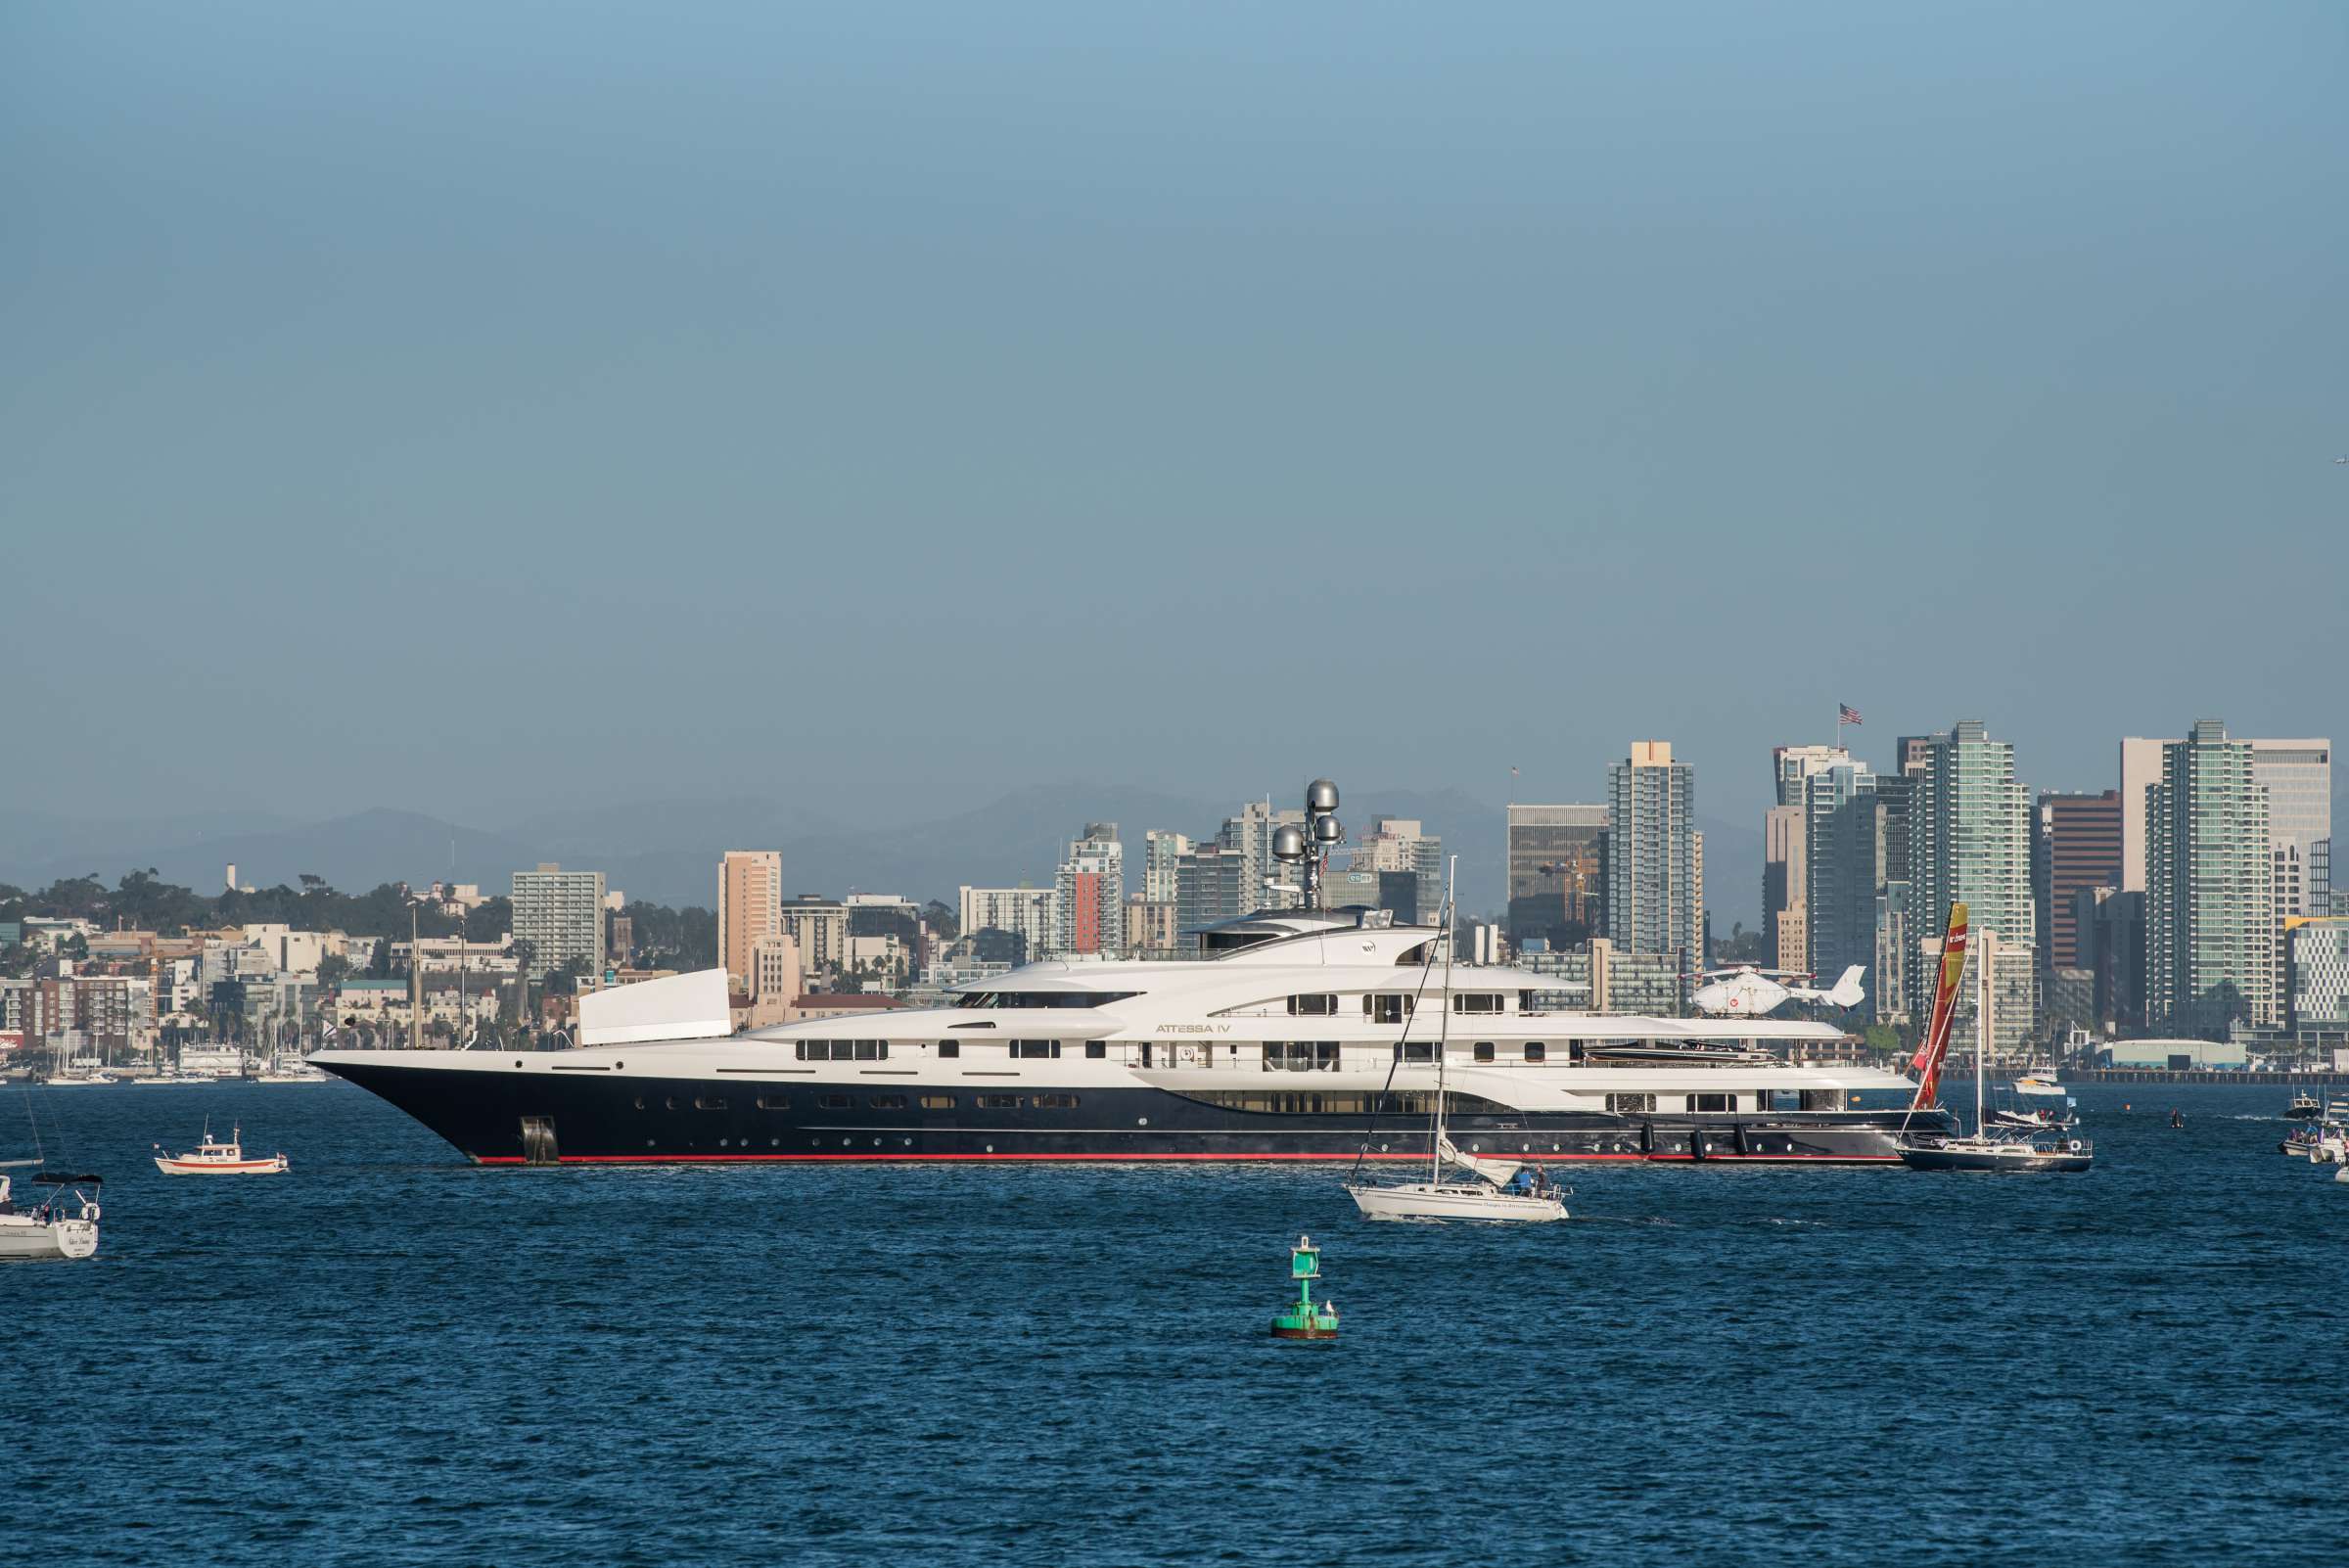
top-left (5, 1082), bottom-right (2344, 1565)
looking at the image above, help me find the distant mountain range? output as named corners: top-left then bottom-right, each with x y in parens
top-left (0, 787), bottom-right (1765, 930)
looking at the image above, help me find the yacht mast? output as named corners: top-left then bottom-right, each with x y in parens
top-left (1974, 933), bottom-right (1988, 1136)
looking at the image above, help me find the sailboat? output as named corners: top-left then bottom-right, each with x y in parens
top-left (1898, 901), bottom-right (2093, 1175)
top-left (1346, 857), bottom-right (1566, 1222)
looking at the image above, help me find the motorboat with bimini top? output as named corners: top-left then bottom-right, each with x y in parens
top-left (313, 783), bottom-right (1955, 1169)
top-left (1347, 856), bottom-right (1565, 1222)
top-left (1897, 903), bottom-right (2093, 1175)
top-left (0, 1172), bottom-right (102, 1261)
top-left (154, 1123), bottom-right (289, 1176)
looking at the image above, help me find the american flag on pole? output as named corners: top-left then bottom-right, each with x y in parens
top-left (1838, 704), bottom-right (1863, 725)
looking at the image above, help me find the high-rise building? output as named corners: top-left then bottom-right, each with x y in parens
top-left (2146, 719), bottom-right (2275, 1034)
top-left (2253, 739), bottom-right (2332, 1014)
top-left (1175, 844), bottom-right (1248, 938)
top-left (510, 863), bottom-right (607, 981)
top-left (2285, 916), bottom-right (2349, 1038)
top-left (1764, 805), bottom-right (1806, 973)
top-left (957, 886), bottom-right (1058, 965)
top-left (1139, 831), bottom-right (1191, 904)
top-left (1354, 816), bottom-right (1443, 924)
top-left (716, 851), bottom-right (782, 990)
top-left (1605, 741), bottom-right (1701, 964)
top-left (2032, 793), bottom-right (2121, 974)
top-left (1123, 899), bottom-right (1179, 958)
top-left (1894, 736), bottom-right (1935, 777)
top-left (1505, 804), bottom-right (1605, 951)
top-left (1804, 758), bottom-right (1879, 998)
top-left (2079, 887), bottom-right (2147, 1032)
top-left (1054, 823), bottom-right (1124, 957)
top-left (777, 895), bottom-right (850, 979)
top-left (1871, 772), bottom-right (1918, 1025)
top-left (1218, 800), bottom-right (1304, 912)
top-left (1907, 721), bottom-right (2035, 1054)
top-left (1773, 745), bottom-right (1849, 807)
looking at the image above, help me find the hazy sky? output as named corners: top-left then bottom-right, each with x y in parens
top-left (6, 1), bottom-right (2344, 833)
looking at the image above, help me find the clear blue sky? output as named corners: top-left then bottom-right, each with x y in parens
top-left (5, 1), bottom-right (2344, 833)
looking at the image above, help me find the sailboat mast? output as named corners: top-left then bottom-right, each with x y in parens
top-left (1433, 854), bottom-right (1456, 1185)
top-left (1974, 935), bottom-right (1988, 1135)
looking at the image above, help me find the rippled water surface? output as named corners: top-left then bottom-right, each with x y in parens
top-left (6, 1081), bottom-right (2345, 1565)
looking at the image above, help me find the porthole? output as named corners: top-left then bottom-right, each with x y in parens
top-left (1380, 1143), bottom-right (1389, 1152)
top-left (1137, 1117), bottom-right (1148, 1128)
top-left (872, 1138), bottom-right (881, 1147)
top-left (842, 1138), bottom-right (852, 1147)
top-left (986, 1144), bottom-right (994, 1153)
top-left (513, 1059), bottom-right (524, 1069)
top-left (614, 1060), bottom-right (623, 1069)
top-left (770, 1137), bottom-right (779, 1147)
top-left (719, 1138), bottom-right (729, 1147)
top-left (633, 1096), bottom-right (646, 1111)
top-left (902, 1138), bottom-right (912, 1147)
top-left (646, 1139), bottom-right (656, 1148)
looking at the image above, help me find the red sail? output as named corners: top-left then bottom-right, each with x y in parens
top-left (1907, 901), bottom-right (1969, 1112)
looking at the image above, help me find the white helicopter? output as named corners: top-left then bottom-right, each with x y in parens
top-left (1688, 964), bottom-right (1865, 1017)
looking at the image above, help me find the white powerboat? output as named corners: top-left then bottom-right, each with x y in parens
top-left (1347, 858), bottom-right (1566, 1223)
top-left (154, 1123), bottom-right (289, 1176)
top-left (0, 1172), bottom-right (102, 1261)
top-left (2012, 1072), bottom-right (2068, 1098)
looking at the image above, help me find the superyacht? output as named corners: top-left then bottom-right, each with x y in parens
top-left (317, 785), bottom-right (1948, 1168)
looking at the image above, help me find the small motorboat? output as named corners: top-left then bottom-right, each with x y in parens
top-left (0, 1172), bottom-right (102, 1261)
top-left (153, 1123), bottom-right (289, 1176)
top-left (2284, 1094), bottom-right (2323, 1122)
top-left (2012, 1072), bottom-right (2068, 1098)
top-left (1987, 1106), bottom-right (2077, 1131)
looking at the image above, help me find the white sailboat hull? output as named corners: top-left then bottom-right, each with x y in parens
top-left (0, 1215), bottom-right (98, 1261)
top-left (1346, 1181), bottom-right (1566, 1222)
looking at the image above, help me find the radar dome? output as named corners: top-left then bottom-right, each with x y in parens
top-left (1270, 825), bottom-right (1307, 860)
top-left (1307, 779), bottom-right (1339, 812)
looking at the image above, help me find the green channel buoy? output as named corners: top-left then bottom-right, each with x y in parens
top-left (1269, 1233), bottom-right (1340, 1341)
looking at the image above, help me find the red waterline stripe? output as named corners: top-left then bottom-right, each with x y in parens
top-left (472, 1150), bottom-right (1903, 1167)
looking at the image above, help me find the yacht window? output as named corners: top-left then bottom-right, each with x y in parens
top-left (1314, 1041), bottom-right (1340, 1071)
top-left (976, 1093), bottom-right (1021, 1110)
top-left (1691, 1093), bottom-right (1732, 1113)
top-left (817, 1094), bottom-right (852, 1110)
top-left (918, 1094), bottom-right (955, 1110)
top-left (1801, 1089), bottom-right (1846, 1111)
top-left (695, 1096), bottom-right (728, 1111)
top-left (1472, 1041), bottom-right (1495, 1063)
top-left (1287, 993), bottom-right (1338, 1016)
top-left (1032, 1093), bottom-right (1080, 1109)
top-left (1366, 993), bottom-right (1414, 1025)
top-left (756, 1094), bottom-right (790, 1110)
top-left (937, 1040), bottom-right (959, 1058)
top-left (1452, 993), bottom-right (1502, 1014)
top-left (1395, 1041), bottom-right (1437, 1063)
top-left (1524, 1042), bottom-right (1546, 1063)
top-left (869, 1094), bottom-right (907, 1110)
top-left (853, 1040), bottom-right (884, 1061)
top-left (1010, 1040), bottom-right (1061, 1060)
top-left (1606, 1092), bottom-right (1657, 1115)
top-left (1084, 1041), bottom-right (1106, 1059)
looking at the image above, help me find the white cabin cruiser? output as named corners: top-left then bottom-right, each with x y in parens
top-left (154, 1123), bottom-right (289, 1176)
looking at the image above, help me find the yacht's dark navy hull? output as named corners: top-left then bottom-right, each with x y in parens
top-left (322, 1058), bottom-right (1949, 1167)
